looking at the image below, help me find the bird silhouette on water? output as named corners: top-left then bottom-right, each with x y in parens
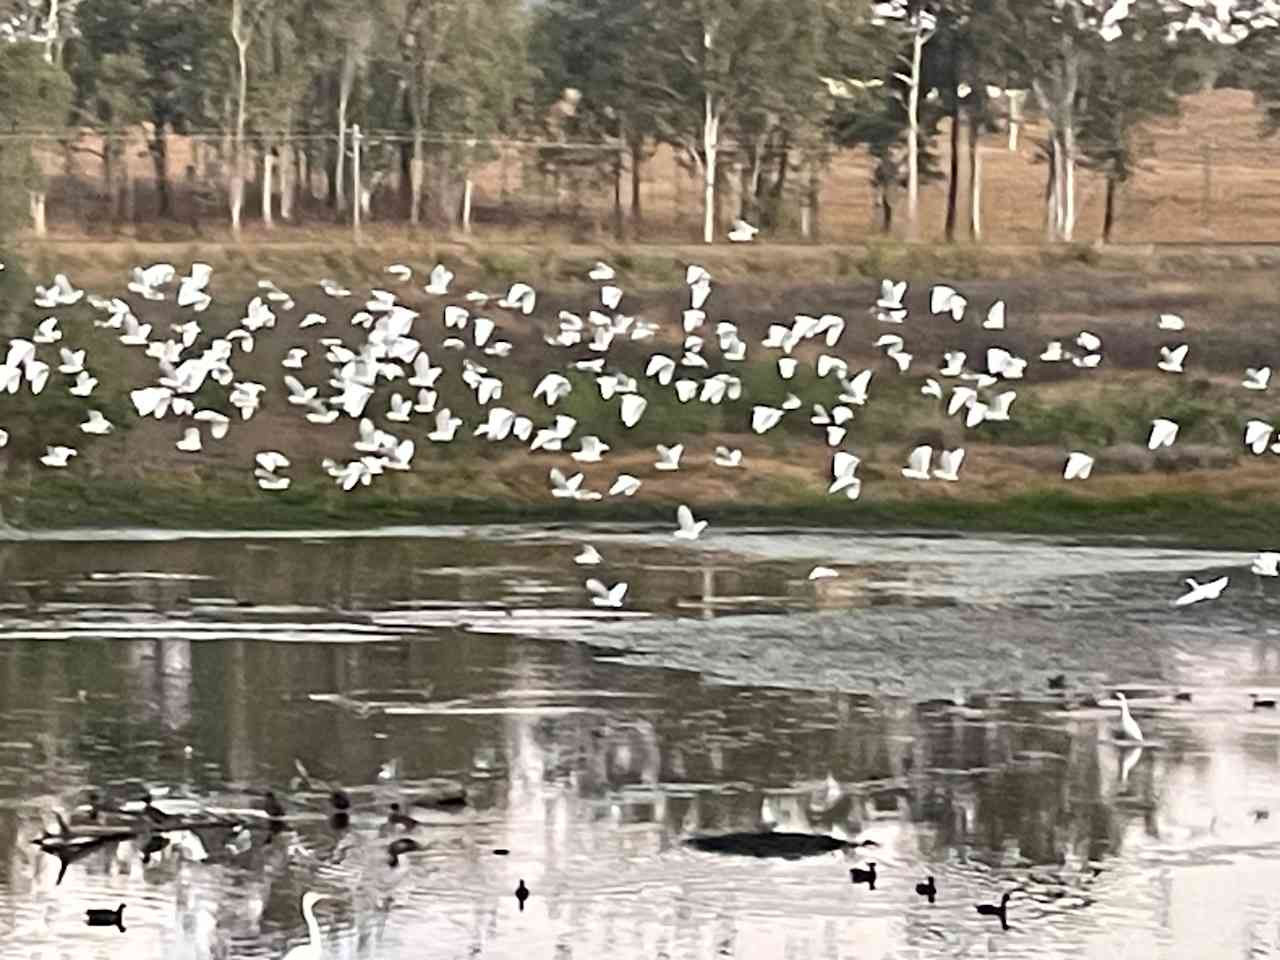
top-left (849, 863), bottom-right (876, 890)
top-left (516, 880), bottom-right (530, 911)
top-left (85, 904), bottom-right (126, 932)
top-left (1252, 694), bottom-right (1277, 710)
top-left (915, 875), bottom-right (936, 903)
top-left (1047, 674), bottom-right (1066, 691)
top-left (386, 837), bottom-right (423, 868)
top-left (260, 789), bottom-right (286, 820)
top-left (387, 803), bottom-right (420, 830)
top-left (976, 892), bottom-right (1012, 930)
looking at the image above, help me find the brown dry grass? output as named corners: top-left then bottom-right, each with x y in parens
top-left (28, 89), bottom-right (1280, 245)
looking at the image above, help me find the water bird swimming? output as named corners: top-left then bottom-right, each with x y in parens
top-left (387, 837), bottom-right (423, 867)
top-left (282, 892), bottom-right (331, 960)
top-left (515, 879), bottom-right (530, 911)
top-left (387, 803), bottom-right (420, 830)
top-left (1252, 694), bottom-right (1277, 710)
top-left (84, 904), bottom-right (126, 932)
top-left (849, 863), bottom-right (876, 889)
top-left (915, 875), bottom-right (936, 903)
top-left (1047, 674), bottom-right (1067, 691)
top-left (259, 789), bottom-right (285, 820)
top-left (976, 892), bottom-right (1012, 930)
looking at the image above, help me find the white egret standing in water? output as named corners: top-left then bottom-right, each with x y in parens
top-left (282, 892), bottom-right (331, 960)
top-left (1114, 693), bottom-right (1144, 744)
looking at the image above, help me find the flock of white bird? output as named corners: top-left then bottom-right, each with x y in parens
top-left (0, 249), bottom-right (1274, 610)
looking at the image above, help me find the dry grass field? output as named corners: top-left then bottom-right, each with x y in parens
top-left (28, 88), bottom-right (1280, 246)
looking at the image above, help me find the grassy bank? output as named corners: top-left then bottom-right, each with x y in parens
top-left (8, 472), bottom-right (1273, 550)
top-left (1, 237), bottom-right (1277, 546)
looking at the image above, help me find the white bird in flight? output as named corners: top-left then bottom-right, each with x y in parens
top-left (1174, 576), bottom-right (1229, 606)
top-left (674, 505), bottom-right (707, 540)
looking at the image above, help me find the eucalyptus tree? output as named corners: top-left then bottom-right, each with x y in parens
top-left (1075, 2), bottom-right (1187, 242)
top-left (394, 0), bottom-right (461, 224)
top-left (0, 41), bottom-right (73, 237)
top-left (631, 0), bottom-right (877, 243)
top-left (528, 0), bottom-right (656, 227)
top-left (870, 0), bottom-right (938, 240)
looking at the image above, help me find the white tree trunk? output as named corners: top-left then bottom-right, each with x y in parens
top-left (906, 27), bottom-right (926, 242)
top-left (230, 2), bottom-right (249, 239)
top-left (279, 142), bottom-right (294, 220)
top-left (29, 192), bottom-right (46, 237)
top-left (261, 149), bottom-right (274, 228)
top-left (351, 123), bottom-right (362, 243)
top-left (410, 132), bottom-right (424, 226)
top-left (1061, 125), bottom-right (1076, 242)
top-left (336, 53), bottom-right (355, 211)
top-left (702, 96), bottom-right (719, 244)
top-left (42, 0), bottom-right (58, 64)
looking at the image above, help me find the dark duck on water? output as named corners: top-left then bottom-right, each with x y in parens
top-left (976, 892), bottom-right (1012, 930)
top-left (849, 862), bottom-right (876, 890)
top-left (85, 904), bottom-right (126, 932)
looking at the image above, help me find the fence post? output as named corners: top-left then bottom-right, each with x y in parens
top-left (351, 123), bottom-right (362, 244)
top-left (462, 179), bottom-right (473, 234)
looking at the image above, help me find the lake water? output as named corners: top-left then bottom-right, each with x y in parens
top-left (0, 525), bottom-right (1278, 959)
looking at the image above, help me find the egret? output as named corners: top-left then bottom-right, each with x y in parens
top-left (1113, 692), bottom-right (1144, 743)
top-left (282, 892), bottom-right (331, 960)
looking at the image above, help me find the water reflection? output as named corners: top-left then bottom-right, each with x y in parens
top-left (0, 529), bottom-right (1275, 958)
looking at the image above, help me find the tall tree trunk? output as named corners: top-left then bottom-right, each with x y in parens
top-left (945, 95), bottom-right (960, 243)
top-left (230, 0), bottom-right (250, 240)
top-left (28, 192), bottom-right (46, 237)
top-left (613, 147), bottom-right (624, 238)
top-left (807, 157), bottom-right (820, 241)
top-left (629, 137), bottom-right (643, 224)
top-left (968, 114), bottom-right (982, 242)
top-left (702, 96), bottom-right (719, 244)
top-left (1044, 136), bottom-right (1058, 242)
top-left (149, 125), bottom-right (171, 218)
top-left (41, 0), bottom-right (58, 64)
top-left (1061, 124), bottom-right (1076, 242)
top-left (261, 147), bottom-right (274, 228)
top-left (906, 24), bottom-right (929, 242)
top-left (410, 130), bottom-right (425, 226)
top-left (280, 142), bottom-right (294, 220)
top-left (1102, 174), bottom-right (1116, 243)
top-left (102, 134), bottom-right (115, 221)
top-left (336, 61), bottom-right (353, 211)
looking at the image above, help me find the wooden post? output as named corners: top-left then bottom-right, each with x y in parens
top-left (351, 124), bottom-right (362, 244)
top-left (462, 178), bottom-right (473, 234)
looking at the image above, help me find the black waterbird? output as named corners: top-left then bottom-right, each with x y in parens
top-left (85, 904), bottom-right (126, 932)
top-left (516, 879), bottom-right (530, 911)
top-left (976, 892), bottom-right (1012, 930)
top-left (386, 837), bottom-right (423, 867)
top-left (387, 803), bottom-right (420, 830)
top-left (1252, 695), bottom-right (1277, 710)
top-left (915, 875), bottom-right (936, 903)
top-left (261, 790), bottom-right (286, 820)
top-left (1047, 674), bottom-right (1066, 691)
top-left (849, 862), bottom-right (876, 890)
